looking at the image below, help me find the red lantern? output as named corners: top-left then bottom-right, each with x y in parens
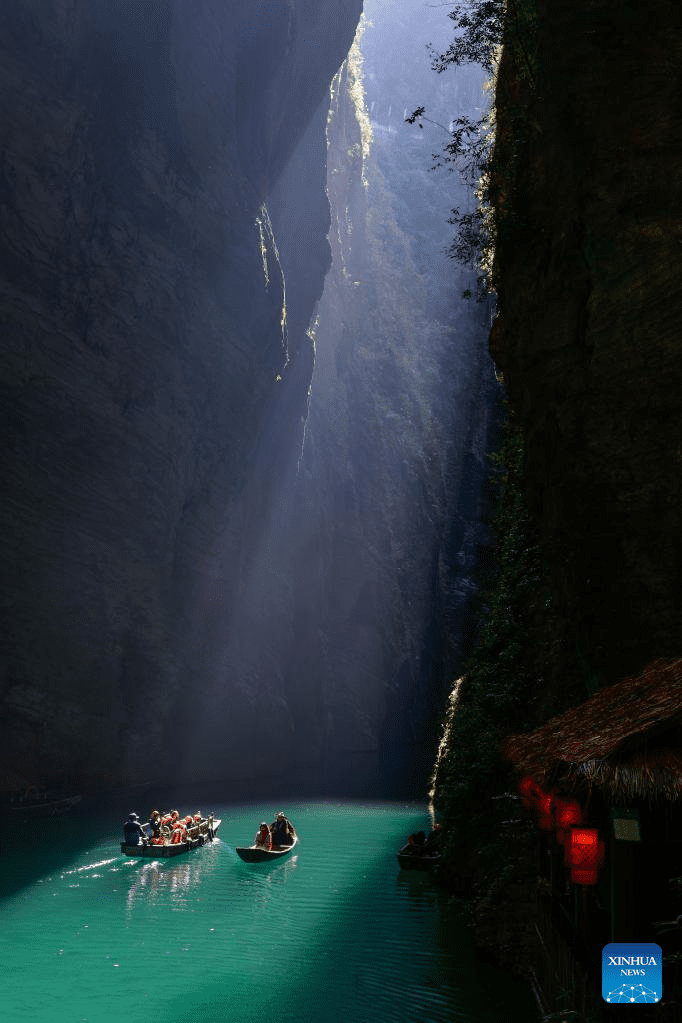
top-left (519, 776), bottom-right (542, 810)
top-left (537, 791), bottom-right (556, 830)
top-left (555, 798), bottom-right (582, 830)
top-left (565, 828), bottom-right (604, 882)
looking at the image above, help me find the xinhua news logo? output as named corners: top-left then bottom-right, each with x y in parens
top-left (602, 943), bottom-right (662, 1004)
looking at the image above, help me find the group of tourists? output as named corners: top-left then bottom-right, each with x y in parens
top-left (123, 809), bottom-right (207, 847)
top-left (254, 811), bottom-right (295, 850)
top-left (403, 823), bottom-right (442, 857)
top-left (123, 807), bottom-right (294, 852)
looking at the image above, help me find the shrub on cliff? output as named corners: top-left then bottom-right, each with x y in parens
top-left (432, 414), bottom-right (544, 869)
top-left (406, 0), bottom-right (537, 299)
top-left (428, 0), bottom-right (503, 73)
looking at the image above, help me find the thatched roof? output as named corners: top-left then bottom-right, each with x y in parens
top-left (504, 658), bottom-right (682, 800)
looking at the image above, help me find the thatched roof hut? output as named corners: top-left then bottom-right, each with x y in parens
top-left (504, 658), bottom-right (682, 802)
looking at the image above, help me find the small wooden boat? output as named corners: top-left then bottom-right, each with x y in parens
top-left (121, 816), bottom-right (220, 858)
top-left (397, 842), bottom-right (441, 871)
top-left (236, 833), bottom-right (298, 863)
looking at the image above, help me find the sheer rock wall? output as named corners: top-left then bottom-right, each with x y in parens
top-left (491, 0), bottom-right (682, 698)
top-left (0, 0), bottom-right (362, 790)
top-left (1, 0), bottom-right (498, 798)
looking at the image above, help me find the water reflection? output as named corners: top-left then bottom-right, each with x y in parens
top-left (395, 870), bottom-right (439, 911)
top-left (234, 854), bottom-right (299, 886)
top-left (124, 850), bottom-right (215, 913)
top-left (2, 803), bottom-right (537, 1023)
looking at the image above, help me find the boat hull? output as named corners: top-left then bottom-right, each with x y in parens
top-left (121, 818), bottom-right (220, 857)
top-left (397, 843), bottom-right (441, 871)
top-left (7, 794), bottom-right (82, 817)
top-left (236, 835), bottom-right (297, 862)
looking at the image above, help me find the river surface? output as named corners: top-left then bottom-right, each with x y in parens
top-left (2, 801), bottom-right (535, 1023)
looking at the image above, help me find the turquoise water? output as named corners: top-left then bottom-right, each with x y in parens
top-left (2, 802), bottom-right (535, 1022)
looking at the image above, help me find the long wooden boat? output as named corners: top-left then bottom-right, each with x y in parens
top-left (236, 833), bottom-right (298, 862)
top-left (396, 842), bottom-right (441, 871)
top-left (5, 791), bottom-right (82, 817)
top-left (121, 816), bottom-right (220, 858)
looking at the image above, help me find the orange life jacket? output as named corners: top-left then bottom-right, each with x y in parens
top-left (171, 825), bottom-right (187, 845)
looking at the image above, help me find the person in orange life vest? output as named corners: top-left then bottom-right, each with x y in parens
top-left (255, 823), bottom-right (272, 850)
top-left (193, 812), bottom-right (202, 824)
top-left (171, 819), bottom-right (188, 844)
top-left (164, 811), bottom-right (181, 843)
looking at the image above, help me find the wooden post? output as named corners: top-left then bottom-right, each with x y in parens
top-left (610, 835), bottom-right (636, 942)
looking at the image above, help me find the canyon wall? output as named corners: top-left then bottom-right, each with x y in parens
top-left (284, 3), bottom-right (499, 795)
top-left (491, 0), bottom-right (682, 699)
top-left (0, 0), bottom-right (496, 797)
top-left (0, 0), bottom-right (362, 791)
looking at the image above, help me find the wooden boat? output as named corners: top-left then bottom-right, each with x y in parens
top-left (5, 789), bottom-right (82, 817)
top-left (121, 816), bottom-right (220, 858)
top-left (396, 842), bottom-right (441, 871)
top-left (236, 832), bottom-right (298, 863)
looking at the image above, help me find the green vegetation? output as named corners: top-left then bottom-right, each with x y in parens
top-left (406, 0), bottom-right (538, 300)
top-left (432, 411), bottom-right (544, 875)
top-left (426, 2), bottom-right (546, 885)
top-left (428, 0), bottom-right (503, 74)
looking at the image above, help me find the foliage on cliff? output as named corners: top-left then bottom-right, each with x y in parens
top-left (406, 0), bottom-right (538, 300)
top-left (431, 411), bottom-right (545, 874)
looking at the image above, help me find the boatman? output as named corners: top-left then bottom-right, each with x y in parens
top-left (123, 812), bottom-right (147, 846)
top-left (270, 812), bottom-right (293, 846)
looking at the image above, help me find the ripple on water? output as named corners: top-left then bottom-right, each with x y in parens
top-left (1, 802), bottom-right (535, 1023)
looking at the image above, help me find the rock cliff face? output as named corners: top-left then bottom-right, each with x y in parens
top-left (167, 2), bottom-right (500, 798)
top-left (0, 0), bottom-right (362, 790)
top-left (283, 3), bottom-right (499, 795)
top-left (490, 0), bottom-right (682, 696)
top-left (1, 0), bottom-right (497, 796)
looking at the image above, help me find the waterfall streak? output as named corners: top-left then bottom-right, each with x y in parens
top-left (255, 202), bottom-right (289, 366)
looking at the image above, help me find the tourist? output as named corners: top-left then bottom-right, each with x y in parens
top-left (255, 822), bottom-right (272, 850)
top-left (148, 810), bottom-right (162, 839)
top-left (405, 831), bottom-right (427, 856)
top-left (171, 818), bottom-right (188, 844)
top-left (148, 810), bottom-right (168, 845)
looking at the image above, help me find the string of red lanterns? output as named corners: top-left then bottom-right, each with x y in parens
top-left (518, 775), bottom-right (605, 885)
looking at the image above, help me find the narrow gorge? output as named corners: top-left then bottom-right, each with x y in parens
top-left (0, 0), bottom-right (495, 801)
